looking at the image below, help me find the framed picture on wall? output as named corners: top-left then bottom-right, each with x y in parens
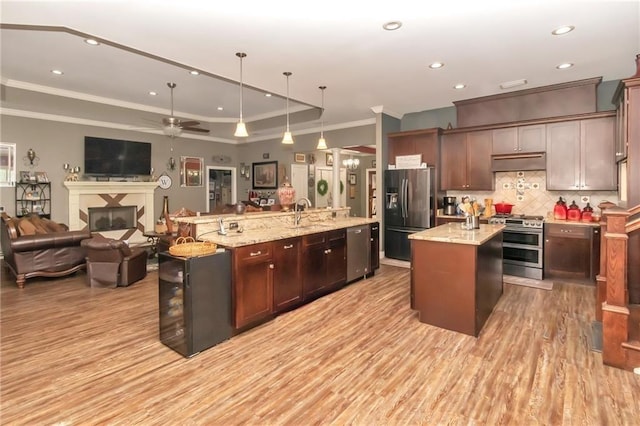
top-left (326, 153), bottom-right (334, 166)
top-left (349, 174), bottom-right (357, 185)
top-left (252, 161), bottom-right (278, 189)
top-left (294, 153), bottom-right (306, 163)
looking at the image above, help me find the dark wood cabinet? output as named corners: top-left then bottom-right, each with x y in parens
top-left (232, 242), bottom-right (273, 329)
top-left (387, 128), bottom-right (441, 167)
top-left (441, 130), bottom-right (493, 191)
top-left (613, 70), bottom-right (640, 206)
top-left (272, 237), bottom-right (302, 313)
top-left (544, 224), bottom-right (600, 284)
top-left (492, 124), bottom-right (545, 155)
top-left (546, 116), bottom-right (616, 191)
top-left (369, 222), bottom-right (379, 271)
top-left (302, 229), bottom-right (346, 300)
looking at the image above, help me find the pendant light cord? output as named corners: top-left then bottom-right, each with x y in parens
top-left (284, 72), bottom-right (292, 131)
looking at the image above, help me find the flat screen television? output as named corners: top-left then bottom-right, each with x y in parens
top-left (84, 136), bottom-right (152, 176)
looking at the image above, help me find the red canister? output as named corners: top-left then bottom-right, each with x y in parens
top-left (567, 200), bottom-right (581, 221)
top-left (553, 197), bottom-right (568, 220)
top-left (581, 203), bottom-right (593, 222)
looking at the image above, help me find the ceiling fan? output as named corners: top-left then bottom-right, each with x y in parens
top-left (162, 82), bottom-right (209, 137)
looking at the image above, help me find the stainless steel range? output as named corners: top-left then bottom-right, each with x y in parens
top-left (489, 214), bottom-right (544, 280)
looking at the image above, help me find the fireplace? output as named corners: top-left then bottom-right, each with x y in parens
top-left (89, 206), bottom-right (136, 232)
top-left (64, 181), bottom-right (158, 245)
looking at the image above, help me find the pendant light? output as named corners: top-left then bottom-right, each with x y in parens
top-left (234, 52), bottom-right (249, 137)
top-left (282, 71), bottom-right (294, 144)
top-left (317, 85), bottom-right (328, 150)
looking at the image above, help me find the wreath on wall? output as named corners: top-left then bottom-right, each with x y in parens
top-left (316, 179), bottom-right (345, 196)
top-left (317, 179), bottom-right (329, 196)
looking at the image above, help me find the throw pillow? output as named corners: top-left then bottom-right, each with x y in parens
top-left (41, 217), bottom-right (65, 233)
top-left (17, 218), bottom-right (38, 236)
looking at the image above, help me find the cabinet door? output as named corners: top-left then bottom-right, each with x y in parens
top-left (273, 238), bottom-right (302, 312)
top-left (546, 121), bottom-right (580, 190)
top-left (325, 230), bottom-right (346, 289)
top-left (233, 243), bottom-right (273, 329)
top-left (388, 137), bottom-right (415, 165)
top-left (518, 124), bottom-right (546, 153)
top-left (492, 127), bottom-right (517, 155)
top-left (543, 224), bottom-right (592, 282)
top-left (302, 233), bottom-right (328, 299)
top-left (440, 133), bottom-right (467, 190)
top-left (466, 130), bottom-right (494, 191)
top-left (581, 117), bottom-right (616, 190)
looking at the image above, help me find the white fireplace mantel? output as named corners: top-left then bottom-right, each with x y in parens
top-left (64, 181), bottom-right (158, 245)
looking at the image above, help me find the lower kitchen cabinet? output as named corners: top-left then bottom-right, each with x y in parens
top-left (302, 229), bottom-right (346, 300)
top-left (544, 223), bottom-right (600, 284)
top-left (272, 237), bottom-right (303, 312)
top-left (232, 242), bottom-right (273, 329)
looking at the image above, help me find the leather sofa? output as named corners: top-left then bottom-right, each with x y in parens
top-left (1, 213), bottom-right (90, 288)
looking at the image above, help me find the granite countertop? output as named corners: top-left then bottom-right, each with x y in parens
top-left (197, 217), bottom-right (378, 248)
top-left (408, 223), bottom-right (505, 246)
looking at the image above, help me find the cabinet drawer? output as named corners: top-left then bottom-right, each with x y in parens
top-left (303, 232), bottom-right (327, 247)
top-left (235, 243), bottom-right (272, 261)
top-left (273, 237), bottom-right (300, 251)
top-left (545, 224), bottom-right (590, 239)
top-left (328, 228), bottom-right (346, 242)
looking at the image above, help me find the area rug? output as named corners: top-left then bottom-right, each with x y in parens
top-left (147, 257), bottom-right (159, 272)
top-left (503, 274), bottom-right (553, 291)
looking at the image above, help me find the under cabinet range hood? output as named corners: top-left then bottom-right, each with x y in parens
top-left (491, 152), bottom-right (546, 172)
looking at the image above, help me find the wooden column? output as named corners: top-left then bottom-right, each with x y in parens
top-left (601, 207), bottom-right (630, 368)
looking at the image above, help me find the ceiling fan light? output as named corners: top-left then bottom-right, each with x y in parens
top-left (163, 125), bottom-right (182, 137)
top-left (234, 121), bottom-right (249, 137)
top-left (282, 131), bottom-right (294, 145)
top-left (317, 137), bottom-right (327, 150)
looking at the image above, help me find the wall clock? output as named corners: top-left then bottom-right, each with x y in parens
top-left (158, 174), bottom-right (172, 189)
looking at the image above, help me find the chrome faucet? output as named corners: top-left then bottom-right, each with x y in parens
top-left (217, 217), bottom-right (227, 235)
top-left (294, 197), bottom-right (312, 226)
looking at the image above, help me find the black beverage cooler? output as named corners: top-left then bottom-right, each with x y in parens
top-left (158, 250), bottom-right (232, 357)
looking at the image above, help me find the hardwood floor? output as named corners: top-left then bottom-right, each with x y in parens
top-left (1, 264), bottom-right (639, 425)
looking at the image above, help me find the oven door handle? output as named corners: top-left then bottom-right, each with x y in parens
top-left (502, 242), bottom-right (543, 250)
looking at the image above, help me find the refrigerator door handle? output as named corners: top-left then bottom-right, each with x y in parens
top-left (404, 178), bottom-right (410, 220)
top-left (401, 178), bottom-right (407, 219)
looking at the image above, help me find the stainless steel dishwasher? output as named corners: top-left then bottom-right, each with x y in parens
top-left (347, 225), bottom-right (370, 283)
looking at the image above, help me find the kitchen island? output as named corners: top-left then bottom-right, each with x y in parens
top-left (408, 223), bottom-right (504, 337)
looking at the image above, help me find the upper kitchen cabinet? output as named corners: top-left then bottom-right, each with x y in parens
top-left (546, 114), bottom-right (616, 191)
top-left (492, 124), bottom-right (546, 155)
top-left (387, 128), bottom-right (441, 167)
top-left (441, 130), bottom-right (494, 191)
top-left (613, 56), bottom-right (640, 207)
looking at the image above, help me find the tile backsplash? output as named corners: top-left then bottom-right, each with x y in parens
top-left (446, 171), bottom-right (619, 217)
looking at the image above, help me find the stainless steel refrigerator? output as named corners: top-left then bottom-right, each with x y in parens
top-left (384, 167), bottom-right (436, 261)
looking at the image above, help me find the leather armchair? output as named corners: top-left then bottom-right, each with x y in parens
top-left (81, 235), bottom-right (147, 288)
top-left (1, 213), bottom-right (90, 289)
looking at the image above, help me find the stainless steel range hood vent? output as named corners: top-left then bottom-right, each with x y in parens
top-left (491, 152), bottom-right (546, 172)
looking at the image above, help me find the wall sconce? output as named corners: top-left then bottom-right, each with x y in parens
top-left (24, 148), bottom-right (39, 167)
top-left (239, 163), bottom-right (250, 180)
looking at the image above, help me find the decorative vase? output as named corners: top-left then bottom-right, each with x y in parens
top-left (277, 178), bottom-right (296, 211)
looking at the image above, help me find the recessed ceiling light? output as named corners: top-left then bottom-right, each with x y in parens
top-left (552, 25), bottom-right (575, 35)
top-left (499, 79), bottom-right (527, 89)
top-left (556, 62), bottom-right (574, 69)
top-left (265, 93), bottom-right (272, 97)
top-left (51, 69), bottom-right (64, 75)
top-left (429, 62), bottom-right (444, 69)
top-left (84, 38), bottom-right (100, 46)
top-left (148, 91), bottom-right (157, 96)
top-left (189, 70), bottom-right (199, 76)
top-left (454, 83), bottom-right (466, 90)
top-left (217, 106), bottom-right (224, 111)
top-left (383, 21), bottom-right (402, 31)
